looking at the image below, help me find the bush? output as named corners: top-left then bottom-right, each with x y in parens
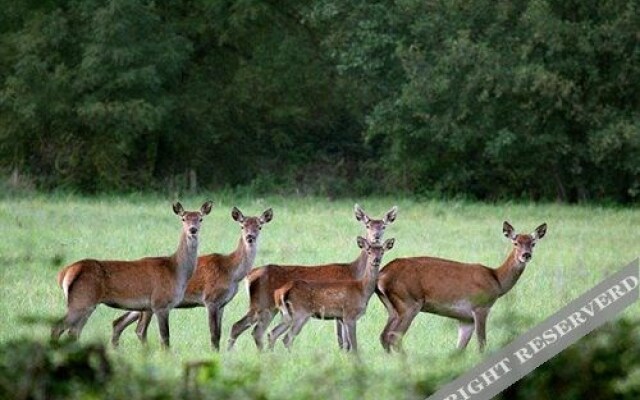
top-left (500, 319), bottom-right (640, 400)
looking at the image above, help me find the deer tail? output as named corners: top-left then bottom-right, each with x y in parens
top-left (274, 282), bottom-right (295, 319)
top-left (57, 261), bottom-right (85, 300)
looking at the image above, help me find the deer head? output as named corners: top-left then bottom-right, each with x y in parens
top-left (232, 207), bottom-right (274, 245)
top-left (356, 236), bottom-right (395, 268)
top-left (354, 204), bottom-right (398, 243)
top-left (173, 201), bottom-right (213, 239)
top-left (503, 221), bottom-right (547, 264)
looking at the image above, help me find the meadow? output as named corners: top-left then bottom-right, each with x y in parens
top-left (0, 194), bottom-right (638, 399)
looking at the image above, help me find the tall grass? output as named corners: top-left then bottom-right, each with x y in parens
top-left (0, 194), bottom-right (638, 399)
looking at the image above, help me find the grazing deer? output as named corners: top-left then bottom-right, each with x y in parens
top-left (377, 221), bottom-right (547, 353)
top-left (51, 201), bottom-right (213, 349)
top-left (110, 207), bottom-right (273, 350)
top-left (227, 204), bottom-right (397, 350)
top-left (268, 237), bottom-right (395, 352)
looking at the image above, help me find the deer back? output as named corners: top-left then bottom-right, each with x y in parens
top-left (378, 256), bottom-right (502, 308)
top-left (61, 257), bottom-right (179, 309)
top-left (283, 279), bottom-right (365, 318)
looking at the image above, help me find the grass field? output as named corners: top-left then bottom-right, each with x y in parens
top-left (0, 194), bottom-right (638, 399)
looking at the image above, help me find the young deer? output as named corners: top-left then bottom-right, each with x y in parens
top-left (110, 207), bottom-right (273, 350)
top-left (227, 204), bottom-right (397, 350)
top-left (377, 221), bottom-right (547, 353)
top-left (51, 201), bottom-right (213, 349)
top-left (268, 237), bottom-right (395, 352)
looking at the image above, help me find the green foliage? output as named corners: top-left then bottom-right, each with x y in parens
top-left (0, 338), bottom-right (111, 400)
top-left (0, 0), bottom-right (191, 192)
top-left (499, 319), bottom-right (640, 400)
top-left (0, 0), bottom-right (638, 202)
top-left (367, 0), bottom-right (640, 202)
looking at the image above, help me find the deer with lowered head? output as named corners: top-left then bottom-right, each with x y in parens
top-left (51, 201), bottom-right (213, 349)
top-left (268, 236), bottom-right (395, 352)
top-left (110, 207), bottom-right (273, 350)
top-left (377, 221), bottom-right (547, 353)
top-left (227, 204), bottom-right (397, 350)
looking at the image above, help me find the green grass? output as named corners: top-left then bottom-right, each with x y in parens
top-left (0, 194), bottom-right (638, 399)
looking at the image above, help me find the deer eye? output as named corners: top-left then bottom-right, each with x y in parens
top-left (182, 217), bottom-right (186, 221)
top-left (199, 218), bottom-right (203, 222)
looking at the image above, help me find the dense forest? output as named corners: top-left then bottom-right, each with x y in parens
top-left (0, 0), bottom-right (638, 202)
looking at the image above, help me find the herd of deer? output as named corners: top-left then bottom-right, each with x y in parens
top-left (51, 201), bottom-right (547, 354)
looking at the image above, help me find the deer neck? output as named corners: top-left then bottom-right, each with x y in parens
top-left (227, 237), bottom-right (257, 282)
top-left (173, 232), bottom-right (199, 288)
top-left (360, 258), bottom-right (382, 302)
top-left (494, 249), bottom-right (527, 296)
top-left (350, 250), bottom-right (369, 279)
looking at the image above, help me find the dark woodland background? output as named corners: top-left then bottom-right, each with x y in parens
top-left (1, 0), bottom-right (638, 202)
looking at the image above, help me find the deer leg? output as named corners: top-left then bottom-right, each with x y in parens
top-left (377, 289), bottom-right (401, 352)
top-left (207, 303), bottom-right (224, 351)
top-left (267, 314), bottom-right (292, 350)
top-left (52, 307), bottom-right (94, 341)
top-left (214, 307), bottom-right (224, 351)
top-left (340, 319), bottom-right (350, 351)
top-left (344, 319), bottom-right (358, 353)
top-left (456, 320), bottom-right (475, 350)
top-left (227, 310), bottom-right (258, 350)
top-left (473, 308), bottom-right (490, 353)
top-left (67, 309), bottom-right (95, 340)
top-left (282, 314), bottom-right (310, 350)
top-left (154, 308), bottom-right (171, 349)
top-left (380, 315), bottom-right (400, 353)
top-left (251, 309), bottom-right (276, 351)
top-left (388, 306), bottom-right (420, 353)
top-left (335, 319), bottom-right (345, 349)
top-left (339, 319), bottom-right (351, 351)
top-left (111, 311), bottom-right (141, 347)
top-left (51, 317), bottom-right (68, 341)
top-left (135, 311), bottom-right (153, 344)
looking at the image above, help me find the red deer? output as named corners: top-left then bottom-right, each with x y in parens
top-left (110, 207), bottom-right (273, 350)
top-left (227, 204), bottom-right (397, 350)
top-left (377, 221), bottom-right (547, 353)
top-left (51, 201), bottom-right (213, 348)
top-left (268, 237), bottom-right (395, 352)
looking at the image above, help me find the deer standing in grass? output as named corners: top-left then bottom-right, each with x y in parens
top-left (110, 207), bottom-right (273, 350)
top-left (377, 221), bottom-right (547, 353)
top-left (227, 204), bottom-right (397, 350)
top-left (51, 201), bottom-right (213, 349)
top-left (268, 236), bottom-right (394, 352)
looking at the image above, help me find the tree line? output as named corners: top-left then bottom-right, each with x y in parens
top-left (1, 0), bottom-right (638, 202)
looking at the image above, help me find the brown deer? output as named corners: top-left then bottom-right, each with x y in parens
top-left (110, 207), bottom-right (273, 350)
top-left (377, 221), bottom-right (547, 353)
top-left (267, 237), bottom-right (395, 352)
top-left (227, 204), bottom-right (397, 350)
top-left (51, 201), bottom-right (213, 348)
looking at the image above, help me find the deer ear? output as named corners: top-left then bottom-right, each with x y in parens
top-left (503, 221), bottom-right (516, 240)
top-left (354, 204), bottom-right (368, 223)
top-left (231, 207), bottom-right (244, 223)
top-left (173, 202), bottom-right (185, 216)
top-left (200, 201), bottom-right (213, 216)
top-left (260, 208), bottom-right (273, 224)
top-left (356, 236), bottom-right (368, 249)
top-left (532, 223), bottom-right (547, 240)
top-left (384, 206), bottom-right (398, 224)
top-left (384, 238), bottom-right (395, 251)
